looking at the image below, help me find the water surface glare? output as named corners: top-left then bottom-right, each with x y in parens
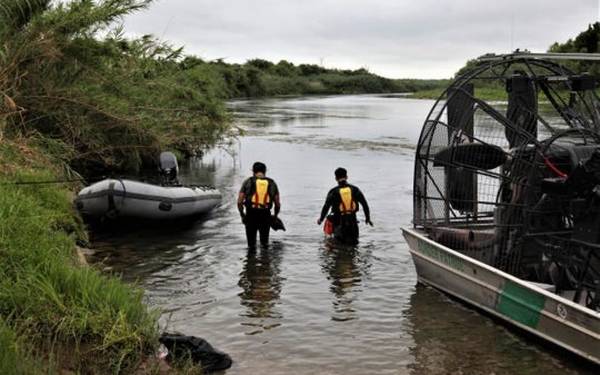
top-left (91, 95), bottom-right (595, 374)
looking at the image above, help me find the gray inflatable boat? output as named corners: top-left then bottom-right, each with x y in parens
top-left (75, 179), bottom-right (221, 220)
top-left (75, 152), bottom-right (221, 220)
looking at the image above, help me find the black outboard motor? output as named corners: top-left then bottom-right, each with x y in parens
top-left (159, 151), bottom-right (179, 185)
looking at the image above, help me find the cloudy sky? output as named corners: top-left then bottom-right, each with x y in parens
top-left (124, 0), bottom-right (600, 79)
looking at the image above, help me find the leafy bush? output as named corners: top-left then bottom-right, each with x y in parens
top-left (0, 0), bottom-right (229, 176)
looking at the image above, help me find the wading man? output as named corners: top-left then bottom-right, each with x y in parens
top-left (238, 162), bottom-right (281, 249)
top-left (317, 167), bottom-right (372, 245)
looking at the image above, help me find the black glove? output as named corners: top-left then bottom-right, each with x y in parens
top-left (365, 219), bottom-right (374, 227)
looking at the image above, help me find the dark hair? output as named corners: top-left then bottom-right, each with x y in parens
top-left (335, 167), bottom-right (347, 179)
top-left (253, 162), bottom-right (267, 174)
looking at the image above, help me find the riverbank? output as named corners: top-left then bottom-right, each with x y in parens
top-left (0, 140), bottom-right (161, 373)
top-left (408, 85), bottom-right (508, 100)
top-left (193, 58), bottom-right (447, 98)
top-left (0, 1), bottom-right (221, 370)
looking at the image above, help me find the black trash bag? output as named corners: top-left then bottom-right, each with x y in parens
top-left (159, 333), bottom-right (233, 373)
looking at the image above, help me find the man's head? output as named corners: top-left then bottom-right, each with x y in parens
top-left (253, 162), bottom-right (267, 175)
top-left (335, 167), bottom-right (347, 182)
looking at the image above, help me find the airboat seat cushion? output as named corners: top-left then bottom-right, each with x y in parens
top-left (433, 143), bottom-right (507, 170)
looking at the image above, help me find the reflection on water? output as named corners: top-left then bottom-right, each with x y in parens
top-left (320, 241), bottom-right (372, 322)
top-left (89, 95), bottom-right (595, 374)
top-left (404, 285), bottom-right (597, 375)
top-left (239, 244), bottom-right (285, 322)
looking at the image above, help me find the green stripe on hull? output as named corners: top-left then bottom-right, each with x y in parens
top-left (497, 280), bottom-right (545, 328)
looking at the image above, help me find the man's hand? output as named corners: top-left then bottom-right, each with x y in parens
top-left (365, 219), bottom-right (374, 227)
top-left (317, 218), bottom-right (323, 225)
top-left (240, 213), bottom-right (246, 224)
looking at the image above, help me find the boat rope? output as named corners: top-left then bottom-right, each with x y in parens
top-left (0, 175), bottom-right (117, 186)
top-left (0, 178), bottom-right (87, 186)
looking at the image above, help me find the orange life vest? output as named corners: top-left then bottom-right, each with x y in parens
top-left (338, 186), bottom-right (357, 215)
top-left (251, 178), bottom-right (270, 209)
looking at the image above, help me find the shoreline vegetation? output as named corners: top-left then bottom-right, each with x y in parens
top-left (1, 0), bottom-right (598, 372)
top-left (1, 0), bottom-right (218, 372)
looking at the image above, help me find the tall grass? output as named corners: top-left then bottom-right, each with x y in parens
top-left (0, 141), bottom-right (159, 373)
top-left (0, 318), bottom-right (46, 375)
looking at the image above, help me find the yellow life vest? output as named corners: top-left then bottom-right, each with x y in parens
top-left (252, 178), bottom-right (270, 208)
top-left (339, 186), bottom-right (356, 214)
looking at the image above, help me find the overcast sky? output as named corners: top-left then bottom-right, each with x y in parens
top-left (123, 0), bottom-right (600, 79)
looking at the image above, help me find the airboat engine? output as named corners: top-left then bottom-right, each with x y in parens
top-left (159, 151), bottom-right (179, 185)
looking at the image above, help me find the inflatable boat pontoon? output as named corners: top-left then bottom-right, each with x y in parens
top-left (75, 152), bottom-right (222, 220)
top-left (75, 179), bottom-right (222, 220)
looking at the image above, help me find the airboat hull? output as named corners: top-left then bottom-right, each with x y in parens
top-left (402, 227), bottom-right (600, 365)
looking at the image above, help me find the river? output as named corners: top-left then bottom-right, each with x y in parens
top-left (90, 95), bottom-right (595, 374)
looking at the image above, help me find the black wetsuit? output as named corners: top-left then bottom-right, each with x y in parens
top-left (319, 182), bottom-right (370, 245)
top-left (240, 176), bottom-right (280, 249)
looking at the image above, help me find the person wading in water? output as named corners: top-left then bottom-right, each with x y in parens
top-left (317, 167), bottom-right (372, 245)
top-left (238, 162), bottom-right (281, 249)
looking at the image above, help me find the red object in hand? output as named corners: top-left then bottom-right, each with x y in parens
top-left (323, 217), bottom-right (334, 235)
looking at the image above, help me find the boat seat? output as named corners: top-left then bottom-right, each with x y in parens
top-left (429, 226), bottom-right (496, 264)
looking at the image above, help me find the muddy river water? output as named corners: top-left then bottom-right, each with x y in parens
top-left (91, 95), bottom-right (596, 374)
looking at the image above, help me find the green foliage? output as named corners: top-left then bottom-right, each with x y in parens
top-left (0, 142), bottom-right (159, 373)
top-left (1, 0), bottom-right (229, 176)
top-left (0, 319), bottom-right (45, 375)
top-left (246, 58), bottom-right (274, 71)
top-left (298, 63), bottom-right (327, 76)
top-left (548, 22), bottom-right (600, 76)
top-left (273, 60), bottom-right (298, 76)
top-left (187, 59), bottom-right (444, 98)
top-left (549, 23), bottom-right (600, 54)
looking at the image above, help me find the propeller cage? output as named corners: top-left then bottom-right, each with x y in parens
top-left (414, 56), bottom-right (600, 310)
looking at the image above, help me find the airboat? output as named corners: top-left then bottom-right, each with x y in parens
top-left (402, 52), bottom-right (600, 364)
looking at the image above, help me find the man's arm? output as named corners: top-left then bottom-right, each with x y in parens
top-left (271, 180), bottom-right (281, 217)
top-left (237, 192), bottom-right (246, 216)
top-left (273, 194), bottom-right (281, 216)
top-left (238, 179), bottom-right (249, 222)
top-left (355, 187), bottom-right (373, 226)
top-left (318, 190), bottom-right (333, 224)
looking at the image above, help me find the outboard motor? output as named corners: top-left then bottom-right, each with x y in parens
top-left (159, 151), bottom-right (179, 185)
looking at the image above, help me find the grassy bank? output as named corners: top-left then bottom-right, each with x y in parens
top-left (0, 0), bottom-right (226, 373)
top-left (0, 318), bottom-right (44, 374)
top-left (0, 140), bottom-right (159, 373)
top-left (408, 85), bottom-right (508, 101)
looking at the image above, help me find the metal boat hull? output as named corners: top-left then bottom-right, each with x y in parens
top-left (402, 227), bottom-right (600, 365)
